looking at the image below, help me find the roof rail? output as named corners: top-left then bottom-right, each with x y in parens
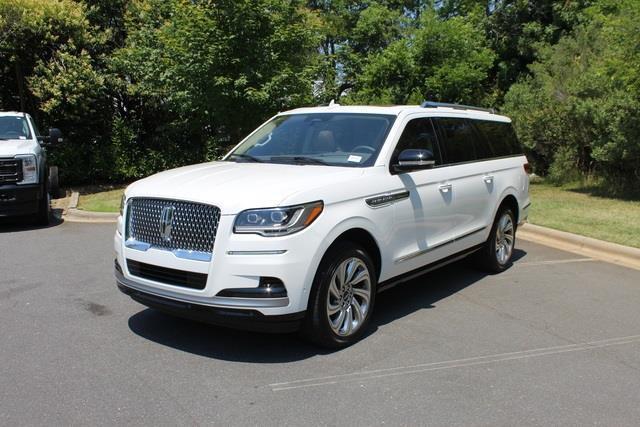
top-left (420, 101), bottom-right (495, 114)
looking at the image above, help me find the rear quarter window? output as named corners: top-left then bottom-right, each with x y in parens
top-left (474, 120), bottom-right (522, 157)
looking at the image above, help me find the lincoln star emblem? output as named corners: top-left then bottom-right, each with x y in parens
top-left (159, 206), bottom-right (176, 241)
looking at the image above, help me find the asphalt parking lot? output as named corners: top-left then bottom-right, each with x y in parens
top-left (1, 220), bottom-right (640, 426)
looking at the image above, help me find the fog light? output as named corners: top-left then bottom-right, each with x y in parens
top-left (216, 277), bottom-right (287, 298)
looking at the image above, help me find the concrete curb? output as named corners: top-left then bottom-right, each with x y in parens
top-left (65, 208), bottom-right (119, 223)
top-left (68, 191), bottom-right (79, 209)
top-left (518, 223), bottom-right (640, 271)
top-left (63, 191), bottom-right (118, 223)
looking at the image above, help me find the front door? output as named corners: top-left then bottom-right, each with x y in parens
top-left (386, 116), bottom-right (461, 278)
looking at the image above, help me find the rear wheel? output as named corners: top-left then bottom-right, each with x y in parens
top-left (475, 208), bottom-right (516, 273)
top-left (304, 243), bottom-right (376, 348)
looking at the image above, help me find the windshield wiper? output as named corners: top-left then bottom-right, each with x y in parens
top-left (227, 153), bottom-right (264, 163)
top-left (270, 156), bottom-right (329, 165)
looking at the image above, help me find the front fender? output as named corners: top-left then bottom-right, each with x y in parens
top-left (298, 209), bottom-right (388, 310)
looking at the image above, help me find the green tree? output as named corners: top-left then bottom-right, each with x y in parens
top-left (504, 0), bottom-right (640, 191)
top-left (486, 0), bottom-right (592, 95)
top-left (108, 0), bottom-right (320, 178)
top-left (0, 0), bottom-right (97, 112)
top-left (0, 0), bottom-right (118, 183)
top-left (348, 8), bottom-right (495, 105)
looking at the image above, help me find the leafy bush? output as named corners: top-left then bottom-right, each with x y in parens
top-left (504, 0), bottom-right (640, 192)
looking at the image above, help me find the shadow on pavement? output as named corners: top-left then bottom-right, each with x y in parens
top-left (0, 208), bottom-right (64, 232)
top-left (128, 248), bottom-right (527, 362)
top-left (374, 249), bottom-right (526, 327)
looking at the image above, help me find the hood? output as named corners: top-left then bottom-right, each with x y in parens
top-left (126, 161), bottom-right (366, 214)
top-left (0, 139), bottom-right (39, 157)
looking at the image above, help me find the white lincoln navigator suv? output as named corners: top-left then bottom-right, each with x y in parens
top-left (115, 102), bottom-right (530, 347)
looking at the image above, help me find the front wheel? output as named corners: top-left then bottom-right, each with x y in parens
top-left (35, 192), bottom-right (51, 226)
top-left (48, 166), bottom-right (60, 199)
top-left (304, 243), bottom-right (377, 348)
top-left (475, 208), bottom-right (516, 273)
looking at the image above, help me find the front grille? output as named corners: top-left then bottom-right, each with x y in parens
top-left (126, 198), bottom-right (221, 254)
top-left (127, 259), bottom-right (207, 290)
top-left (0, 159), bottom-right (22, 184)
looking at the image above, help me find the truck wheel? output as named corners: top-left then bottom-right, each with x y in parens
top-left (36, 192), bottom-right (51, 226)
top-left (475, 207), bottom-right (516, 273)
top-left (303, 242), bottom-right (377, 348)
top-left (49, 166), bottom-right (60, 199)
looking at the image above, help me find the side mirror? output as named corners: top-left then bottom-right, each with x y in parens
top-left (392, 149), bottom-right (435, 173)
top-left (45, 128), bottom-right (63, 145)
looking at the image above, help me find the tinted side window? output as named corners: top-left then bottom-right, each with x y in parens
top-left (469, 121), bottom-right (494, 160)
top-left (475, 120), bottom-right (522, 157)
top-left (392, 118), bottom-right (442, 166)
top-left (433, 118), bottom-right (476, 164)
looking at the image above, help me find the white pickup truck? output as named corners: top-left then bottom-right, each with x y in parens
top-left (0, 111), bottom-right (62, 225)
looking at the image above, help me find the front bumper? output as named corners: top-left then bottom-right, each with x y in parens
top-left (115, 265), bottom-right (305, 332)
top-left (0, 183), bottom-right (43, 217)
top-left (115, 213), bottom-right (324, 317)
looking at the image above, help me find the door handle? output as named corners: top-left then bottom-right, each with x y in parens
top-left (438, 184), bottom-right (452, 193)
top-left (483, 175), bottom-right (494, 184)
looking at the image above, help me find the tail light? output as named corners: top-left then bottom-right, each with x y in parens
top-left (523, 163), bottom-right (532, 174)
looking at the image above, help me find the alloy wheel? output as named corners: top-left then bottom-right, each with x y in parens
top-left (495, 212), bottom-right (515, 265)
top-left (326, 257), bottom-right (372, 337)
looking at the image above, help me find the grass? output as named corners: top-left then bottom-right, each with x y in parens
top-left (529, 182), bottom-right (640, 248)
top-left (77, 187), bottom-right (125, 213)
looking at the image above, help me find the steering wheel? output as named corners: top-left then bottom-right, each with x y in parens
top-left (4, 130), bottom-right (20, 138)
top-left (352, 145), bottom-right (375, 153)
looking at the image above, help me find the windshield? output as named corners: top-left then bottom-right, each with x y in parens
top-left (227, 113), bottom-right (396, 167)
top-left (0, 116), bottom-right (32, 140)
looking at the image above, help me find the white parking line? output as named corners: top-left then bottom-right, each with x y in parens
top-left (270, 334), bottom-right (640, 391)
top-left (516, 258), bottom-right (594, 267)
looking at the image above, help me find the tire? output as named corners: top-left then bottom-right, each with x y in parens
top-left (35, 191), bottom-right (51, 226)
top-left (303, 242), bottom-right (377, 348)
top-left (475, 207), bottom-right (516, 273)
top-left (48, 166), bottom-right (60, 199)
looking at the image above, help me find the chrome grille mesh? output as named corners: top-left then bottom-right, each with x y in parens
top-left (126, 198), bottom-right (220, 253)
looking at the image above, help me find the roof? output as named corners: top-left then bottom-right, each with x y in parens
top-left (281, 103), bottom-right (510, 122)
top-left (0, 111), bottom-right (26, 117)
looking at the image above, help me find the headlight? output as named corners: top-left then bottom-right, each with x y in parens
top-left (234, 201), bottom-right (323, 236)
top-left (16, 154), bottom-right (38, 185)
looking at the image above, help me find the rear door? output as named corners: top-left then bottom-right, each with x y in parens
top-left (432, 117), bottom-right (494, 246)
top-left (474, 118), bottom-right (529, 221)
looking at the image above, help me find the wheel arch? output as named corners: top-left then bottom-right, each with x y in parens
top-left (323, 227), bottom-right (382, 280)
top-left (498, 193), bottom-right (520, 224)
